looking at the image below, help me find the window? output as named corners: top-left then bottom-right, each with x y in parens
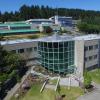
top-left (64, 42), bottom-right (68, 47)
top-left (59, 42), bottom-right (63, 48)
top-left (89, 56), bottom-right (93, 60)
top-left (33, 47), bottom-right (37, 51)
top-left (85, 57), bottom-right (88, 61)
top-left (44, 42), bottom-right (47, 48)
top-left (18, 49), bottom-right (24, 53)
top-left (26, 48), bottom-right (33, 52)
top-left (53, 42), bottom-right (58, 48)
top-left (85, 47), bottom-right (88, 51)
top-left (94, 55), bottom-right (97, 59)
top-left (89, 46), bottom-right (93, 50)
top-left (59, 53), bottom-right (63, 59)
top-left (48, 43), bottom-right (52, 48)
top-left (94, 45), bottom-right (98, 49)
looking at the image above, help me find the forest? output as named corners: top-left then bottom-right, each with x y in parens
top-left (0, 4), bottom-right (100, 22)
top-left (1, 5), bottom-right (100, 33)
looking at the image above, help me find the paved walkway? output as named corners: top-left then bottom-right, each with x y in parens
top-left (77, 82), bottom-right (100, 100)
top-left (45, 84), bottom-right (56, 90)
top-left (59, 77), bottom-right (79, 87)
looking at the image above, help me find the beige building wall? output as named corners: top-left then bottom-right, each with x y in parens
top-left (75, 39), bottom-right (99, 77)
top-left (3, 41), bottom-right (38, 60)
top-left (75, 40), bottom-right (84, 77)
top-left (84, 39), bottom-right (99, 69)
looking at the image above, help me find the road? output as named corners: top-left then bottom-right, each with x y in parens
top-left (77, 82), bottom-right (100, 100)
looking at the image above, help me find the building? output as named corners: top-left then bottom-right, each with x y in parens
top-left (37, 34), bottom-right (100, 77)
top-left (4, 21), bottom-right (27, 24)
top-left (0, 29), bottom-right (40, 36)
top-left (26, 19), bottom-right (52, 24)
top-left (0, 22), bottom-right (31, 30)
top-left (0, 23), bottom-right (40, 36)
top-left (74, 35), bottom-right (100, 76)
top-left (0, 39), bottom-right (38, 66)
top-left (39, 23), bottom-right (61, 33)
top-left (0, 16), bottom-right (74, 36)
top-left (37, 33), bottom-right (75, 74)
top-left (1, 34), bottom-right (100, 77)
top-left (49, 16), bottom-right (73, 27)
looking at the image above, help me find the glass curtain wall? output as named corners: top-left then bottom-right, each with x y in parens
top-left (38, 41), bottom-right (74, 74)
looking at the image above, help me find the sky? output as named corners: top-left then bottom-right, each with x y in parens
top-left (0, 0), bottom-right (100, 13)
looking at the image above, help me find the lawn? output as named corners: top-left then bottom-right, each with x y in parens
top-left (89, 69), bottom-right (100, 84)
top-left (11, 83), bottom-right (84, 100)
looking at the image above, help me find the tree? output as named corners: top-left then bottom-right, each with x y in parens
top-left (0, 45), bottom-right (8, 73)
top-left (43, 26), bottom-right (53, 34)
top-left (0, 44), bottom-right (26, 82)
top-left (19, 5), bottom-right (31, 20)
top-left (0, 44), bottom-right (26, 99)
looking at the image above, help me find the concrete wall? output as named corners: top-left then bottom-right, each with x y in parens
top-left (75, 40), bottom-right (84, 77)
top-left (3, 41), bottom-right (38, 61)
top-left (84, 39), bottom-right (99, 70)
top-left (98, 40), bottom-right (100, 67)
top-left (75, 39), bottom-right (99, 76)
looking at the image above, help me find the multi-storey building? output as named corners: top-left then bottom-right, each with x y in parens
top-left (1, 34), bottom-right (100, 76)
top-left (0, 39), bottom-right (38, 66)
top-left (75, 35), bottom-right (100, 76)
top-left (0, 22), bottom-right (40, 36)
top-left (49, 16), bottom-right (73, 27)
top-left (26, 19), bottom-right (53, 26)
top-left (37, 34), bottom-right (75, 74)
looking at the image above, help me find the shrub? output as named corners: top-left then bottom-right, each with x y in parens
top-left (44, 26), bottom-right (53, 34)
top-left (84, 71), bottom-right (92, 88)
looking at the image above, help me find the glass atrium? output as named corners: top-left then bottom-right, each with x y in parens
top-left (37, 33), bottom-right (75, 74)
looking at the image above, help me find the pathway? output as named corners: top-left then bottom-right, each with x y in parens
top-left (77, 82), bottom-right (100, 100)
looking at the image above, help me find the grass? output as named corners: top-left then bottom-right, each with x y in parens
top-left (11, 83), bottom-right (84, 100)
top-left (89, 69), bottom-right (100, 84)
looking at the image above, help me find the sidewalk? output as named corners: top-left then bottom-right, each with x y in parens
top-left (77, 82), bottom-right (100, 100)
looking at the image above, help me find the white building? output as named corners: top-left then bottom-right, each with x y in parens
top-left (1, 34), bottom-right (100, 77)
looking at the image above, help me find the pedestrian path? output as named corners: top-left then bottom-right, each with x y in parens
top-left (77, 82), bottom-right (100, 100)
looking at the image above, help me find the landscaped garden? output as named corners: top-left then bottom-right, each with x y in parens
top-left (11, 83), bottom-right (84, 100)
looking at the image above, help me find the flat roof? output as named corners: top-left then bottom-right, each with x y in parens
top-left (4, 21), bottom-right (26, 24)
top-left (0, 39), bottom-right (37, 45)
top-left (0, 29), bottom-right (40, 34)
top-left (1, 34), bottom-right (100, 46)
top-left (50, 16), bottom-right (72, 19)
top-left (74, 34), bottom-right (100, 40)
top-left (37, 33), bottom-right (74, 42)
top-left (26, 19), bottom-right (52, 22)
top-left (0, 23), bottom-right (31, 27)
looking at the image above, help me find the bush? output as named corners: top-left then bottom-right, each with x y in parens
top-left (84, 71), bottom-right (92, 89)
top-left (0, 74), bottom-right (8, 83)
top-left (44, 26), bottom-right (53, 34)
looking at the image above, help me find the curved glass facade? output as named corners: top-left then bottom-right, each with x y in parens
top-left (38, 41), bottom-right (75, 74)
